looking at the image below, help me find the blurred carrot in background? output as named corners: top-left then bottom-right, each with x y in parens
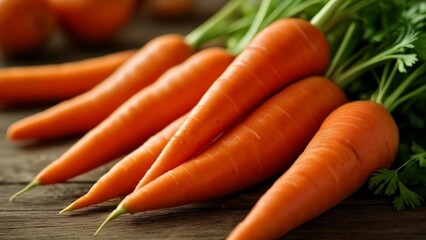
top-left (48, 0), bottom-right (137, 43)
top-left (6, 34), bottom-right (191, 140)
top-left (0, 0), bottom-right (56, 56)
top-left (0, 49), bottom-right (135, 103)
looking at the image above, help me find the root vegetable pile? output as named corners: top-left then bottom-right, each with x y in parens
top-left (4, 0), bottom-right (425, 239)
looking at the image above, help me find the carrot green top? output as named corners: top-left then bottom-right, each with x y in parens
top-left (321, 0), bottom-right (426, 210)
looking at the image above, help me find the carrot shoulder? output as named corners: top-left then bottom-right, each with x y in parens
top-left (94, 76), bottom-right (347, 235)
top-left (0, 49), bottom-right (135, 103)
top-left (227, 100), bottom-right (399, 240)
top-left (9, 47), bottom-right (234, 201)
top-left (138, 18), bottom-right (330, 187)
top-left (7, 34), bottom-right (192, 140)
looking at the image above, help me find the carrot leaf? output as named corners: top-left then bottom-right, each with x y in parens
top-left (393, 182), bottom-right (424, 210)
top-left (328, 0), bottom-right (426, 89)
top-left (414, 33), bottom-right (426, 59)
top-left (412, 144), bottom-right (426, 167)
top-left (368, 169), bottom-right (399, 196)
top-left (369, 143), bottom-right (426, 210)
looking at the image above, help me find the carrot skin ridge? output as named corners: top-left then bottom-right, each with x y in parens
top-left (117, 76), bottom-right (346, 215)
top-left (63, 114), bottom-right (187, 212)
top-left (138, 18), bottom-right (331, 187)
top-left (7, 34), bottom-right (192, 140)
top-left (30, 47), bottom-right (234, 186)
top-left (227, 101), bottom-right (399, 240)
top-left (0, 49), bottom-right (136, 103)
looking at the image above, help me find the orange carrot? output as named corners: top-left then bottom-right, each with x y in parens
top-left (9, 47), bottom-right (234, 201)
top-left (94, 76), bottom-right (347, 235)
top-left (138, 18), bottom-right (330, 187)
top-left (227, 100), bottom-right (399, 240)
top-left (60, 114), bottom-right (186, 213)
top-left (0, 49), bottom-right (135, 103)
top-left (6, 34), bottom-right (192, 140)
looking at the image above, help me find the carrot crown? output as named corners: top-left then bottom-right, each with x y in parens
top-left (227, 0), bottom-right (325, 56)
top-left (323, 0), bottom-right (426, 210)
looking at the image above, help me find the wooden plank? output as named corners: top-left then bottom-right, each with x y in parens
top-left (2, 180), bottom-right (426, 239)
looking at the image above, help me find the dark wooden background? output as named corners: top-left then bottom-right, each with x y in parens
top-left (1, 1), bottom-right (425, 239)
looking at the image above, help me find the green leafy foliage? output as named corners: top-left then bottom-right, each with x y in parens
top-left (197, 0), bottom-right (426, 211)
top-left (393, 182), bottom-right (424, 210)
top-left (321, 0), bottom-right (426, 210)
top-left (414, 33), bottom-right (426, 60)
top-left (369, 143), bottom-right (426, 210)
top-left (327, 0), bottom-right (425, 88)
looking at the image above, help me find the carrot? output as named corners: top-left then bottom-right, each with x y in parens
top-left (227, 100), bottom-right (399, 240)
top-left (60, 114), bottom-right (186, 213)
top-left (5, 0), bottom-right (245, 140)
top-left (0, 49), bottom-right (135, 103)
top-left (137, 17), bottom-right (330, 188)
top-left (6, 34), bottom-right (192, 140)
top-left (226, 2), bottom-right (426, 237)
top-left (48, 0), bottom-right (137, 43)
top-left (0, 0), bottom-right (56, 55)
top-left (94, 76), bottom-right (347, 235)
top-left (9, 47), bottom-right (234, 201)
top-left (62, 0), bottom-right (316, 212)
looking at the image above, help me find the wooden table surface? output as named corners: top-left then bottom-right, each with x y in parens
top-left (1, 1), bottom-right (425, 239)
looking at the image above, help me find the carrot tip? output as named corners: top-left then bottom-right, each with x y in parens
top-left (9, 179), bottom-right (40, 202)
top-left (94, 204), bottom-right (128, 237)
top-left (59, 202), bottom-right (75, 214)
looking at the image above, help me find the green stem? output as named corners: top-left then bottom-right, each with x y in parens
top-left (393, 150), bottom-right (422, 172)
top-left (263, 0), bottom-right (323, 28)
top-left (229, 0), bottom-right (273, 56)
top-left (331, 43), bottom-right (371, 80)
top-left (375, 62), bottom-right (398, 105)
top-left (322, 0), bottom-right (379, 33)
top-left (261, 0), bottom-right (294, 28)
top-left (326, 21), bottom-right (358, 78)
top-left (334, 44), bottom-right (413, 88)
top-left (285, 0), bottom-right (323, 18)
top-left (223, 16), bottom-right (254, 36)
top-left (310, 0), bottom-right (346, 32)
top-left (384, 63), bottom-right (426, 111)
top-left (228, 0), bottom-right (324, 52)
top-left (185, 0), bottom-right (244, 49)
top-left (388, 85), bottom-right (426, 112)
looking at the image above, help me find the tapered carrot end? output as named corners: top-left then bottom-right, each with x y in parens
top-left (6, 126), bottom-right (19, 140)
top-left (59, 202), bottom-right (76, 214)
top-left (9, 179), bottom-right (40, 202)
top-left (94, 205), bottom-right (128, 237)
top-left (6, 120), bottom-right (28, 141)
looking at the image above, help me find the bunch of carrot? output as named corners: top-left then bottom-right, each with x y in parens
top-left (4, 0), bottom-right (425, 239)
